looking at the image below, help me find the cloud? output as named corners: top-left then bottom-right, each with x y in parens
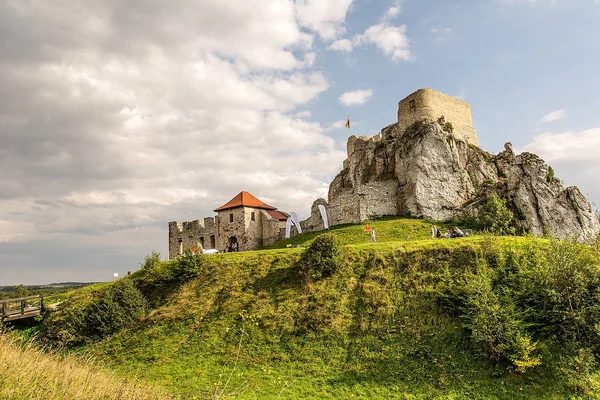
top-left (339, 89), bottom-right (374, 106)
top-left (328, 39), bottom-right (354, 52)
top-left (384, 0), bottom-right (404, 19)
top-left (355, 23), bottom-right (412, 61)
top-left (295, 110), bottom-right (312, 118)
top-left (432, 27), bottom-right (453, 42)
top-left (519, 127), bottom-right (600, 208)
top-left (326, 120), bottom-right (350, 131)
top-left (500, 0), bottom-right (557, 4)
top-left (455, 87), bottom-right (467, 100)
top-left (0, 0), bottom-right (348, 284)
top-left (294, 0), bottom-right (354, 41)
top-left (537, 109), bottom-right (567, 124)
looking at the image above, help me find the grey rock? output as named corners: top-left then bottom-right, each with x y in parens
top-left (302, 119), bottom-right (599, 240)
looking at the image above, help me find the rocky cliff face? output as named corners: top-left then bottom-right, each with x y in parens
top-left (301, 119), bottom-right (599, 240)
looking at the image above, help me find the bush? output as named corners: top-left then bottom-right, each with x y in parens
top-left (547, 165), bottom-right (555, 182)
top-left (141, 251), bottom-right (161, 269)
top-left (444, 121), bottom-right (454, 133)
top-left (478, 194), bottom-right (515, 235)
top-left (441, 259), bottom-right (540, 372)
top-left (42, 280), bottom-right (147, 346)
top-left (172, 250), bottom-right (204, 282)
top-left (84, 280), bottom-right (147, 338)
top-left (300, 234), bottom-right (342, 280)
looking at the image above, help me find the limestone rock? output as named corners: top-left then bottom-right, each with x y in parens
top-left (302, 119), bottom-right (599, 240)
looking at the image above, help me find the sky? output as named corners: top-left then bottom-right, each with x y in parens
top-left (1, 0), bottom-right (600, 285)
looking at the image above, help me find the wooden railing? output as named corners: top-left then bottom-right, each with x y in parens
top-left (0, 295), bottom-right (44, 323)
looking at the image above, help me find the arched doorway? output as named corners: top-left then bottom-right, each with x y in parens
top-left (228, 236), bottom-right (239, 252)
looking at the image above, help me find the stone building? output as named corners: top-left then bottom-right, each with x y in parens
top-left (397, 88), bottom-right (479, 147)
top-left (168, 191), bottom-right (288, 259)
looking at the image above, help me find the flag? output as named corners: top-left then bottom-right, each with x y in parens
top-left (345, 116), bottom-right (350, 129)
top-left (290, 212), bottom-right (303, 234)
top-left (318, 204), bottom-right (329, 230)
top-left (285, 218), bottom-right (293, 239)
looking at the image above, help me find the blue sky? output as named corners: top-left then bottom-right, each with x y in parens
top-left (1, 0), bottom-right (599, 284)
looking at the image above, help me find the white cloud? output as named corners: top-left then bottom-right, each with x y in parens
top-left (355, 23), bottom-right (412, 61)
top-left (500, 0), bottom-right (557, 4)
top-left (326, 120), bottom-right (349, 131)
top-left (537, 109), bottom-right (567, 124)
top-left (295, 110), bottom-right (312, 118)
top-left (294, 0), bottom-right (354, 41)
top-left (384, 0), bottom-right (404, 19)
top-left (519, 127), bottom-right (600, 207)
top-left (432, 26), bottom-right (453, 42)
top-left (328, 39), bottom-right (354, 52)
top-left (0, 0), bottom-right (349, 283)
top-left (455, 87), bottom-right (467, 100)
top-left (339, 89), bottom-right (373, 106)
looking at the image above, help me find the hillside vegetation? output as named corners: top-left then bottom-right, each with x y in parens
top-left (36, 218), bottom-right (600, 399)
top-left (0, 334), bottom-right (171, 400)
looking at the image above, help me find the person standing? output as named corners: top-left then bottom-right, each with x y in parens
top-left (370, 228), bottom-right (376, 243)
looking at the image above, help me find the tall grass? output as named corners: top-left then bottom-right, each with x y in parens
top-left (0, 334), bottom-right (172, 400)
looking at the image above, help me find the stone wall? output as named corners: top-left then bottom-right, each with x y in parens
top-left (168, 218), bottom-right (217, 259)
top-left (396, 88), bottom-right (479, 146)
top-left (301, 181), bottom-right (398, 232)
top-left (169, 206), bottom-right (286, 258)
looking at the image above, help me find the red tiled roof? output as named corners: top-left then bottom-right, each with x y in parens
top-left (213, 191), bottom-right (277, 212)
top-left (266, 210), bottom-right (289, 221)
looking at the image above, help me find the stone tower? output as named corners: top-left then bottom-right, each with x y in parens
top-left (397, 88), bottom-right (479, 147)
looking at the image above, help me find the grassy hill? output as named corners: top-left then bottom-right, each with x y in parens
top-left (266, 216), bottom-right (446, 248)
top-left (0, 334), bottom-right (171, 400)
top-left (32, 218), bottom-right (600, 399)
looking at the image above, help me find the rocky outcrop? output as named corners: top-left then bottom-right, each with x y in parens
top-left (301, 119), bottom-right (599, 240)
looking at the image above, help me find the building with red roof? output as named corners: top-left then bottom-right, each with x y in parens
top-left (168, 191), bottom-right (289, 258)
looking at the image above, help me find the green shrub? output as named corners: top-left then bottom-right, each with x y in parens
top-left (478, 194), bottom-right (515, 235)
top-left (84, 280), bottom-right (147, 338)
top-left (141, 251), bottom-right (161, 269)
top-left (299, 234), bottom-right (342, 280)
top-left (172, 250), bottom-right (204, 282)
top-left (42, 280), bottom-right (147, 346)
top-left (444, 121), bottom-right (454, 133)
top-left (441, 259), bottom-right (540, 372)
top-left (547, 165), bottom-right (555, 182)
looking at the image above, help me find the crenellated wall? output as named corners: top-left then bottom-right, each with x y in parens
top-left (169, 206), bottom-right (287, 258)
top-left (168, 218), bottom-right (217, 259)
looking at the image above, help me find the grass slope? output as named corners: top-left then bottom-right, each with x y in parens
top-left (266, 216), bottom-right (447, 249)
top-left (78, 234), bottom-right (599, 399)
top-left (0, 334), bottom-right (172, 400)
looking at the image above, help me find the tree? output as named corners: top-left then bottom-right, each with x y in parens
top-left (14, 284), bottom-right (29, 298)
top-left (478, 194), bottom-right (515, 235)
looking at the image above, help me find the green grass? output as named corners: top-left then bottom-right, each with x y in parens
top-left (267, 216), bottom-right (450, 249)
top-left (36, 218), bottom-right (600, 398)
top-left (73, 235), bottom-right (597, 399)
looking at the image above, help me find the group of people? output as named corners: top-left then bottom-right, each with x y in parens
top-left (225, 241), bottom-right (240, 253)
top-left (365, 225), bottom-right (376, 242)
top-left (430, 225), bottom-right (466, 239)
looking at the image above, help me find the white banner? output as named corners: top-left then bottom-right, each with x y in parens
top-left (318, 204), bottom-right (329, 229)
top-left (285, 217), bottom-right (293, 238)
top-left (290, 212), bottom-right (303, 234)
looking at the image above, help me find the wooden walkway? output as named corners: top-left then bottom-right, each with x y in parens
top-left (0, 295), bottom-right (44, 323)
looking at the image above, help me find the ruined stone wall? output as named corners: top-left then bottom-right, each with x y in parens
top-left (261, 210), bottom-right (286, 247)
top-left (168, 218), bottom-right (217, 259)
top-left (397, 88), bottom-right (479, 146)
top-left (326, 181), bottom-right (398, 226)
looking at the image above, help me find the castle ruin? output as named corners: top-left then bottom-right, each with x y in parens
top-left (168, 191), bottom-right (288, 259)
